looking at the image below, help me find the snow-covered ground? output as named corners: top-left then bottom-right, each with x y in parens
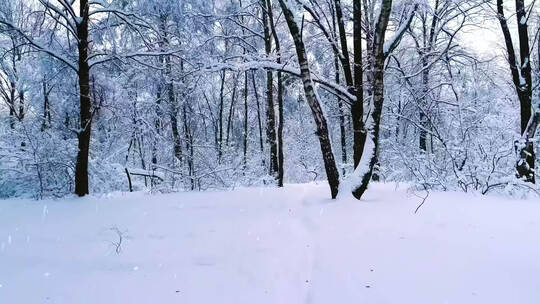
top-left (1, 182), bottom-right (539, 304)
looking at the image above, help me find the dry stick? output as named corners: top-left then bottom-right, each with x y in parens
top-left (110, 227), bottom-right (124, 254)
top-left (124, 168), bottom-right (133, 192)
top-left (413, 186), bottom-right (430, 214)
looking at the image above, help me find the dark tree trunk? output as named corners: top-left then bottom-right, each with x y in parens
top-left (218, 70), bottom-right (226, 161)
top-left (279, 0), bottom-right (340, 198)
top-left (419, 54), bottom-right (430, 152)
top-left (352, 0), bottom-right (393, 199)
top-left (251, 72), bottom-right (265, 159)
top-left (167, 57), bottom-right (182, 165)
top-left (75, 0), bottom-right (91, 196)
top-left (497, 0), bottom-right (534, 182)
top-left (334, 0), bottom-right (365, 171)
top-left (331, 6), bottom-right (347, 175)
top-left (267, 0), bottom-right (284, 186)
top-left (226, 73), bottom-right (238, 146)
top-left (8, 81), bottom-right (16, 129)
top-left (335, 55), bottom-right (347, 175)
top-left (243, 71), bottom-right (249, 168)
top-left (333, 0), bottom-right (354, 87)
top-left (262, 0), bottom-right (279, 178)
top-left (352, 0), bottom-right (366, 168)
top-left (419, 0), bottom-right (439, 152)
top-left (18, 91), bottom-right (24, 121)
top-left (152, 85), bottom-right (162, 165)
top-left (41, 80), bottom-right (51, 131)
top-left (183, 103), bottom-right (195, 190)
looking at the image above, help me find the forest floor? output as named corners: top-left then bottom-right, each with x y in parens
top-left (1, 182), bottom-right (539, 303)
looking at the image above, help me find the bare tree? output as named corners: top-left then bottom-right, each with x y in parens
top-left (496, 0), bottom-right (535, 182)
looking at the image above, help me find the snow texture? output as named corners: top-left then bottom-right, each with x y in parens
top-left (1, 183), bottom-right (540, 303)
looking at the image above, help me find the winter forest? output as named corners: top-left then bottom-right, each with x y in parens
top-left (1, 0), bottom-right (540, 303)
top-left (0, 0), bottom-right (537, 199)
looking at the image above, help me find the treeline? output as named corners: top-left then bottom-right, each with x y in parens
top-left (0, 0), bottom-right (538, 199)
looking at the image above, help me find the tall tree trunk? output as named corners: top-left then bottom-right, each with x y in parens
top-left (152, 85), bottom-right (162, 165)
top-left (333, 0), bottom-right (354, 87)
top-left (226, 73), bottom-right (238, 146)
top-left (183, 103), bottom-right (195, 190)
top-left (335, 54), bottom-right (347, 175)
top-left (251, 72), bottom-right (265, 160)
top-left (41, 80), bottom-right (51, 131)
top-left (239, 0), bottom-right (249, 169)
top-left (267, 0), bottom-right (285, 186)
top-left (262, 0), bottom-right (279, 179)
top-left (352, 0), bottom-right (366, 168)
top-left (419, 0), bottom-right (439, 152)
top-left (351, 0), bottom-right (393, 199)
top-left (218, 70), bottom-right (226, 161)
top-left (18, 91), bottom-right (24, 121)
top-left (278, 0), bottom-right (340, 198)
top-left (8, 81), bottom-right (15, 129)
top-left (166, 56), bottom-right (182, 166)
top-left (334, 0), bottom-right (365, 171)
top-left (497, 0), bottom-right (534, 182)
top-left (331, 5), bottom-right (348, 175)
top-left (243, 71), bottom-right (249, 168)
top-left (75, 0), bottom-right (91, 196)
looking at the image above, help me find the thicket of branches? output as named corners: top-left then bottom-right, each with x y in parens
top-left (0, 0), bottom-right (538, 199)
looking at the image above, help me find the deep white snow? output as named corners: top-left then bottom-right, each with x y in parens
top-left (1, 183), bottom-right (540, 303)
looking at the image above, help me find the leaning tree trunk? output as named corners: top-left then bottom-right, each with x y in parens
top-left (278, 0), bottom-right (340, 198)
top-left (75, 0), bottom-right (91, 196)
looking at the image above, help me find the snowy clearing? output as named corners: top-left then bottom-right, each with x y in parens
top-left (1, 183), bottom-right (539, 304)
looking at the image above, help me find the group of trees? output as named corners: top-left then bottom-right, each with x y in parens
top-left (0, 0), bottom-right (538, 199)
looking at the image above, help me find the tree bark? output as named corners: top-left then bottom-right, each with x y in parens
top-left (74, 0), bottom-right (91, 196)
top-left (262, 0), bottom-right (279, 179)
top-left (267, 0), bottom-right (285, 186)
top-left (226, 73), bottom-right (238, 146)
top-left (243, 71), bottom-right (249, 168)
top-left (332, 8), bottom-right (347, 175)
top-left (352, 0), bottom-right (366, 168)
top-left (8, 81), bottom-right (15, 129)
top-left (497, 0), bottom-right (534, 182)
top-left (251, 72), bottom-right (265, 158)
top-left (218, 70), bottom-right (226, 161)
top-left (41, 80), bottom-right (51, 131)
top-left (18, 91), bottom-right (24, 121)
top-left (351, 0), bottom-right (393, 199)
top-left (419, 0), bottom-right (439, 152)
top-left (278, 0), bottom-right (340, 198)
